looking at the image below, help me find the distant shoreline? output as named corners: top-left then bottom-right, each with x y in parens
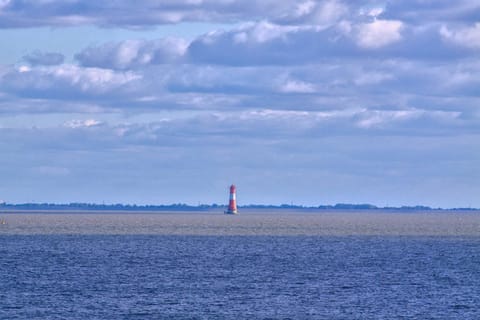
top-left (0, 203), bottom-right (478, 213)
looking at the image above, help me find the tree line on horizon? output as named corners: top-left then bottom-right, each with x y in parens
top-left (0, 202), bottom-right (477, 211)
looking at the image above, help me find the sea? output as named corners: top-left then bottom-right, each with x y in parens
top-left (1, 210), bottom-right (480, 319)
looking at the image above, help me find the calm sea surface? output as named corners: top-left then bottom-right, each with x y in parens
top-left (1, 211), bottom-right (480, 319)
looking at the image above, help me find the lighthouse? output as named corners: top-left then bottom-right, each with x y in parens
top-left (225, 184), bottom-right (238, 214)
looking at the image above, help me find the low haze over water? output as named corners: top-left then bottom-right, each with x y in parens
top-left (1, 211), bottom-right (480, 318)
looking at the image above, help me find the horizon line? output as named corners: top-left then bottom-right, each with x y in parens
top-left (0, 202), bottom-right (478, 211)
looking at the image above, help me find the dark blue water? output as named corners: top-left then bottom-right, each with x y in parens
top-left (1, 235), bottom-right (479, 319)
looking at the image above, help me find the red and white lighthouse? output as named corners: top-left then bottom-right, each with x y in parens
top-left (225, 184), bottom-right (238, 214)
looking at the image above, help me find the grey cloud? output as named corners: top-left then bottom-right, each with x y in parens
top-left (0, 1), bottom-right (477, 28)
top-left (2, 57), bottom-right (478, 118)
top-left (187, 23), bottom-right (353, 66)
top-left (0, 0), bottom-right (314, 28)
top-left (274, 0), bottom-right (349, 26)
top-left (75, 38), bottom-right (188, 70)
top-left (158, 60), bottom-right (480, 113)
top-left (383, 0), bottom-right (480, 24)
top-left (185, 22), bottom-right (477, 66)
top-left (22, 51), bottom-right (65, 66)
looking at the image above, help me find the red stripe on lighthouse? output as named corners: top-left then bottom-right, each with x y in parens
top-left (226, 184), bottom-right (238, 214)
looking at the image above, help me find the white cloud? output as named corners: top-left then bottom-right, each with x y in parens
top-left (354, 108), bottom-right (461, 129)
top-left (311, 0), bottom-right (348, 26)
top-left (368, 8), bottom-right (384, 18)
top-left (160, 107), bottom-right (464, 134)
top-left (359, 7), bottom-right (384, 18)
top-left (2, 64), bottom-right (141, 96)
top-left (52, 65), bottom-right (141, 92)
top-left (233, 21), bottom-right (302, 44)
top-left (116, 41), bottom-right (143, 68)
top-left (356, 19), bottom-right (404, 48)
top-left (280, 0), bottom-right (348, 27)
top-left (355, 109), bottom-right (422, 128)
top-left (17, 65), bottom-right (31, 73)
top-left (188, 22), bottom-right (330, 65)
top-left (186, 18), bottom-right (469, 66)
top-left (64, 119), bottom-right (103, 128)
top-left (440, 23), bottom-right (480, 49)
top-left (295, 1), bottom-right (316, 17)
top-left (246, 109), bottom-right (310, 119)
top-left (279, 79), bottom-right (316, 93)
top-left (0, 0), bottom-right (10, 10)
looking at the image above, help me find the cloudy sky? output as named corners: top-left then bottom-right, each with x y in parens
top-left (0, 0), bottom-right (479, 207)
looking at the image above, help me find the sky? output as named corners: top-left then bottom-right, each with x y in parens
top-left (0, 0), bottom-right (479, 208)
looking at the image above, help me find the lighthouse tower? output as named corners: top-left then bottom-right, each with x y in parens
top-left (225, 184), bottom-right (238, 214)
